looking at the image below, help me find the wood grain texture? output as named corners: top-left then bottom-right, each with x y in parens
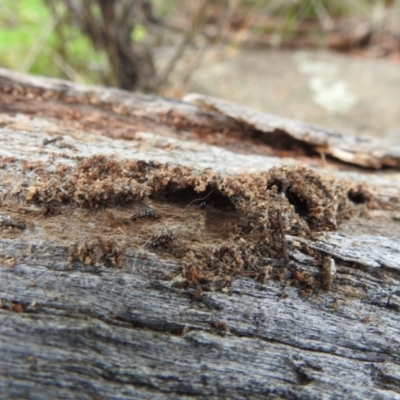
top-left (0, 69), bottom-right (400, 399)
top-left (184, 93), bottom-right (400, 169)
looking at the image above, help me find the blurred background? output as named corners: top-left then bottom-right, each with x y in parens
top-left (0, 0), bottom-right (399, 139)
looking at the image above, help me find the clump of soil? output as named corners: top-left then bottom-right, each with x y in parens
top-left (17, 155), bottom-right (372, 287)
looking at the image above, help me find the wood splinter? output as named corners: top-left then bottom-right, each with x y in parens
top-left (43, 135), bottom-right (63, 146)
top-left (277, 210), bottom-right (290, 264)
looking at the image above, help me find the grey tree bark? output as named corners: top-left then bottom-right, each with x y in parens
top-left (0, 68), bottom-right (400, 400)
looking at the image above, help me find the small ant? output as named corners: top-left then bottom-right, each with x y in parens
top-left (131, 207), bottom-right (159, 221)
top-left (148, 160), bottom-right (159, 168)
top-left (151, 233), bottom-right (176, 248)
top-left (199, 201), bottom-right (207, 209)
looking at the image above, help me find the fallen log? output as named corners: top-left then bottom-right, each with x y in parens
top-left (0, 68), bottom-right (400, 399)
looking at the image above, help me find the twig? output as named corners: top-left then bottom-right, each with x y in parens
top-left (277, 210), bottom-right (290, 264)
top-left (157, 0), bottom-right (210, 90)
top-left (20, 4), bottom-right (66, 73)
top-left (43, 135), bottom-right (63, 146)
top-left (179, 0), bottom-right (232, 93)
top-left (46, 50), bottom-right (83, 82)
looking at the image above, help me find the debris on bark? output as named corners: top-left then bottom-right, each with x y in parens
top-left (0, 68), bottom-right (400, 399)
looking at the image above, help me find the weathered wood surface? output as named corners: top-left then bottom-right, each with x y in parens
top-left (1, 68), bottom-right (400, 400)
top-left (185, 93), bottom-right (400, 169)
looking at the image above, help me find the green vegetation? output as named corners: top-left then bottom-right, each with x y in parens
top-left (0, 0), bottom-right (108, 84)
top-left (0, 0), bottom-right (398, 91)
